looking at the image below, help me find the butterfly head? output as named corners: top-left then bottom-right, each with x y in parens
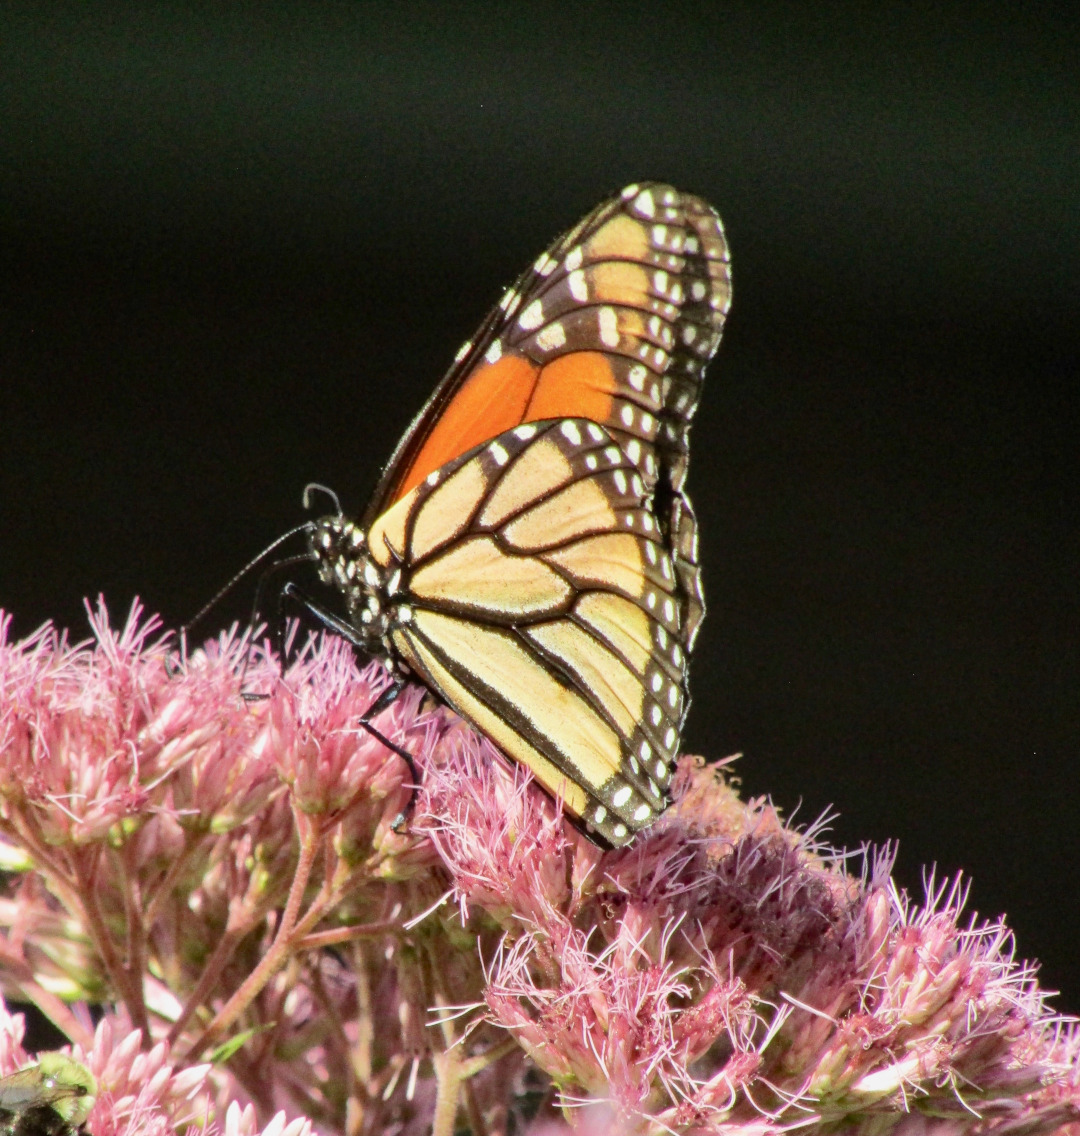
top-left (309, 516), bottom-right (393, 644)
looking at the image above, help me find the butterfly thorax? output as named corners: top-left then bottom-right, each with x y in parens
top-left (310, 516), bottom-right (400, 656)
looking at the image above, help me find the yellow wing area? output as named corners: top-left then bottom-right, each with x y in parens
top-left (383, 418), bottom-right (685, 846)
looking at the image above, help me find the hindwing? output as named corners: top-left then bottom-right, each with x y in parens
top-left (368, 419), bottom-right (687, 846)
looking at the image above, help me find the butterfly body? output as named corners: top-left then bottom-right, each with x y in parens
top-left (308, 183), bottom-right (730, 846)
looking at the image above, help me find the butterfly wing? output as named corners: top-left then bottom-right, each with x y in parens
top-left (364, 183), bottom-right (729, 676)
top-left (370, 184), bottom-right (734, 507)
top-left (365, 418), bottom-right (688, 846)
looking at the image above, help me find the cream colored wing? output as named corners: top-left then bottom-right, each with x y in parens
top-left (367, 418), bottom-right (687, 846)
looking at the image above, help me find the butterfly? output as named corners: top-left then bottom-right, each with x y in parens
top-left (294, 183), bottom-right (731, 847)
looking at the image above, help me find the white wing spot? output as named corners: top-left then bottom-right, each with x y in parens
top-left (513, 424), bottom-right (538, 441)
top-left (586, 422), bottom-right (605, 442)
top-left (604, 446), bottom-right (622, 464)
top-left (646, 592), bottom-right (657, 610)
top-left (651, 224), bottom-right (668, 245)
top-left (642, 514), bottom-right (654, 532)
top-left (426, 470), bottom-right (441, 487)
top-left (641, 413), bottom-right (655, 433)
top-left (653, 269), bottom-right (669, 293)
top-left (454, 340), bottom-right (471, 363)
top-left (664, 726), bottom-right (677, 749)
top-left (535, 252), bottom-right (557, 276)
top-left (613, 823), bottom-right (628, 839)
top-left (631, 474), bottom-right (643, 497)
top-left (634, 188), bottom-right (656, 218)
top-left (645, 542), bottom-right (657, 565)
top-left (564, 245), bottom-right (583, 272)
top-left (535, 321), bottom-right (566, 351)
top-left (613, 469), bottom-right (627, 494)
top-left (594, 804), bottom-right (607, 823)
top-left (655, 761), bottom-right (667, 780)
top-left (485, 339), bottom-right (503, 364)
top-left (656, 625), bottom-right (668, 648)
top-left (398, 605), bottom-right (413, 623)
top-left (667, 686), bottom-right (679, 708)
top-left (489, 441), bottom-right (509, 466)
top-left (518, 299), bottom-right (544, 331)
top-left (628, 364), bottom-right (647, 391)
top-left (560, 420), bottom-right (583, 446)
top-left (499, 289), bottom-right (519, 312)
top-left (634, 803), bottom-right (651, 822)
top-left (663, 598), bottom-right (675, 622)
top-left (685, 236), bottom-right (699, 253)
top-left (598, 306), bottom-right (619, 348)
top-left (568, 269), bottom-right (589, 302)
top-left (692, 280), bottom-right (707, 301)
top-left (682, 324), bottom-right (697, 345)
top-left (640, 740), bottom-right (652, 760)
top-left (585, 454), bottom-right (598, 470)
top-left (620, 404), bottom-right (634, 427)
top-left (650, 704), bottom-right (662, 726)
top-left (648, 315), bottom-right (662, 337)
top-left (648, 779), bottom-right (661, 798)
top-left (612, 785), bottom-right (632, 808)
top-left (651, 672), bottom-right (662, 693)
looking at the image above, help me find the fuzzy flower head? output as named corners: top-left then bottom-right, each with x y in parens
top-left (0, 602), bottom-right (1077, 1136)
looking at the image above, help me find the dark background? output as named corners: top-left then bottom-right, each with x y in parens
top-left (2, 6), bottom-right (1078, 1009)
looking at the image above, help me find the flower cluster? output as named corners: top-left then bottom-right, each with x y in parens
top-left (0, 601), bottom-right (1077, 1136)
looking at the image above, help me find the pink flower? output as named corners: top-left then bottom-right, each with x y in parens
top-left (0, 601), bottom-right (1077, 1136)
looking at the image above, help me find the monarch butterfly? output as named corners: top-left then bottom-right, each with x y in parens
top-left (293, 183), bottom-right (731, 847)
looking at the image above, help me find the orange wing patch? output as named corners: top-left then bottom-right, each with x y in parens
top-left (526, 352), bottom-right (617, 422)
top-left (393, 354), bottom-right (538, 502)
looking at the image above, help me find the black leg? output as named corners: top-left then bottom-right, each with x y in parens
top-left (278, 583), bottom-right (420, 826)
top-left (276, 581), bottom-right (377, 656)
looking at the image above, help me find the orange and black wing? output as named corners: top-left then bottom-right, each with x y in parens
top-left (365, 419), bottom-right (688, 846)
top-left (363, 182), bottom-right (731, 650)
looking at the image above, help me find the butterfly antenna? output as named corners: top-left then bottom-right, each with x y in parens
top-left (302, 482), bottom-right (343, 515)
top-left (177, 522), bottom-right (315, 661)
top-left (232, 551), bottom-right (317, 693)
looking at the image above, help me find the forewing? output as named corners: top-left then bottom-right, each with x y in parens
top-left (366, 183), bottom-right (731, 513)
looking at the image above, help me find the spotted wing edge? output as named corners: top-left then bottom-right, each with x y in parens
top-left (359, 181), bottom-right (730, 529)
top-left (378, 418), bottom-right (689, 847)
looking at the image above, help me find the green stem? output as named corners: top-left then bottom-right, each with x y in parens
top-left (181, 808), bottom-right (323, 1061)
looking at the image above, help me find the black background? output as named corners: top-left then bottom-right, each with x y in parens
top-left (3, 6), bottom-right (1078, 1010)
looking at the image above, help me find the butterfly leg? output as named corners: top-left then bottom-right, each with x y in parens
top-left (279, 583), bottom-right (421, 828)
